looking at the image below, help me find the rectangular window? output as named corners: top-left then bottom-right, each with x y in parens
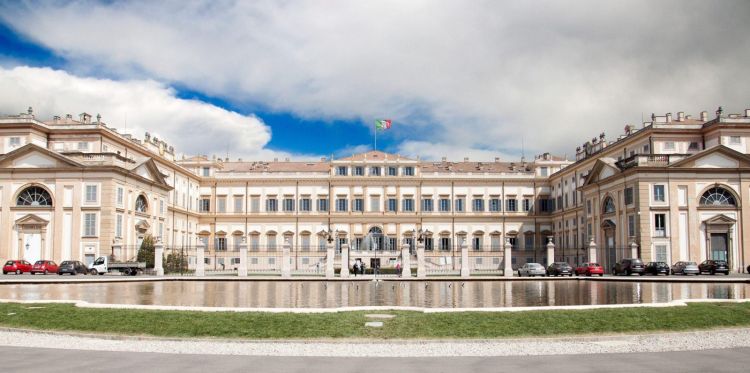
top-left (202, 167), bottom-right (210, 177)
top-left (266, 198), bottom-right (278, 212)
top-left (77, 142), bottom-right (89, 151)
top-left (654, 213), bottom-right (666, 237)
top-left (215, 237), bottom-right (227, 251)
top-left (353, 198), bottom-right (364, 212)
top-left (300, 198), bottom-right (311, 212)
top-left (115, 214), bottom-right (123, 238)
top-left (216, 197), bottom-right (226, 213)
top-left (388, 167), bottom-right (397, 176)
top-left (337, 166), bottom-right (348, 176)
top-left (283, 198), bottom-right (295, 212)
top-left (234, 196), bottom-right (243, 213)
top-left (9, 137), bottom-right (21, 147)
top-left (370, 166), bottom-right (381, 176)
top-left (250, 196), bottom-right (260, 212)
top-left (200, 198), bottom-right (210, 212)
top-left (472, 198), bottom-right (484, 212)
top-left (85, 185), bottom-right (97, 203)
top-left (424, 237), bottom-right (434, 251)
top-left (404, 166), bottom-right (414, 176)
top-left (663, 142), bottom-right (676, 151)
top-left (160, 200), bottom-right (164, 215)
top-left (336, 198), bottom-right (348, 212)
top-left (522, 198), bottom-right (531, 212)
top-left (116, 187), bottom-right (124, 206)
top-left (354, 166), bottom-right (364, 176)
top-left (730, 136), bottom-right (741, 145)
top-left (439, 198), bottom-right (451, 212)
top-left (472, 237), bottom-right (482, 251)
top-left (655, 245), bottom-right (668, 262)
top-left (653, 185), bottom-right (665, 202)
top-left (422, 199), bottom-right (433, 212)
top-left (439, 237), bottom-right (451, 251)
top-left (540, 167), bottom-right (548, 177)
top-left (387, 198), bottom-right (397, 212)
top-left (587, 200), bottom-right (592, 214)
top-left (83, 213), bottom-right (97, 236)
top-left (539, 199), bottom-right (551, 212)
top-left (402, 198), bottom-right (414, 212)
top-left (688, 142), bottom-right (699, 151)
top-left (524, 235), bottom-right (534, 249)
top-left (489, 198), bottom-right (501, 212)
top-left (455, 198), bottom-right (465, 212)
top-left (317, 198), bottom-right (329, 212)
top-left (628, 215), bottom-right (636, 237)
top-left (506, 199), bottom-right (517, 212)
top-left (624, 187), bottom-right (634, 205)
top-left (370, 196), bottom-right (380, 212)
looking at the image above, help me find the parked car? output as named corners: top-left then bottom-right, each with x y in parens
top-left (612, 258), bottom-right (645, 276)
top-left (30, 260), bottom-right (59, 275)
top-left (575, 262), bottom-right (604, 276)
top-left (3, 260), bottom-right (33, 275)
top-left (645, 261), bottom-right (670, 276)
top-left (698, 260), bottom-right (729, 275)
top-left (518, 263), bottom-right (547, 277)
top-left (671, 261), bottom-right (700, 275)
top-left (57, 261), bottom-right (89, 275)
top-left (547, 262), bottom-right (574, 276)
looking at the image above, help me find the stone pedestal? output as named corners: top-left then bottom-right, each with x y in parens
top-left (504, 239), bottom-right (513, 277)
top-left (546, 236), bottom-right (555, 266)
top-left (401, 243), bottom-right (412, 277)
top-left (112, 243), bottom-right (123, 261)
top-left (588, 239), bottom-right (597, 263)
top-left (325, 242), bottom-right (335, 279)
top-left (281, 242), bottom-right (291, 278)
top-left (416, 242), bottom-right (426, 278)
top-left (340, 244), bottom-right (350, 278)
top-left (196, 243), bottom-right (206, 277)
top-left (630, 241), bottom-right (639, 259)
top-left (460, 243), bottom-right (470, 278)
top-left (238, 242), bottom-right (248, 277)
top-left (154, 241), bottom-right (164, 276)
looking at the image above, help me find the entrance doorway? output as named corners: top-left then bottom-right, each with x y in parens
top-left (710, 233), bottom-right (728, 261)
top-left (370, 258), bottom-right (381, 274)
top-left (24, 233), bottom-right (41, 263)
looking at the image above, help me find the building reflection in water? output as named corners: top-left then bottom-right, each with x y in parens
top-left (0, 281), bottom-right (748, 309)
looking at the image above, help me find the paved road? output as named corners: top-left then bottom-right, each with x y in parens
top-left (0, 346), bottom-right (748, 372)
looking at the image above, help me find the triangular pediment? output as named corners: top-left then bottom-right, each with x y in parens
top-left (135, 219), bottom-right (151, 230)
top-left (0, 144), bottom-right (84, 169)
top-left (704, 214), bottom-right (736, 225)
top-left (15, 213), bottom-right (50, 226)
top-left (669, 145), bottom-right (750, 169)
top-left (129, 158), bottom-right (170, 188)
top-left (582, 158), bottom-right (620, 186)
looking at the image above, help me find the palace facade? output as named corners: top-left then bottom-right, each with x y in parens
top-left (1, 107), bottom-right (749, 274)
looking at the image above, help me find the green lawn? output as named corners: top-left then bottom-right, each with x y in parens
top-left (1, 302), bottom-right (749, 339)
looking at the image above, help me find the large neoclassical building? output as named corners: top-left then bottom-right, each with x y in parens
top-left (1, 107), bottom-right (749, 274)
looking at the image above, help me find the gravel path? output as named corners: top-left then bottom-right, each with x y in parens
top-left (0, 328), bottom-right (749, 357)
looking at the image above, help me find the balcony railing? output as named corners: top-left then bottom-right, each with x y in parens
top-left (615, 154), bottom-right (690, 170)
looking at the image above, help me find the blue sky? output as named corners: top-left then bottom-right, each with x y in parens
top-left (0, 1), bottom-right (748, 161)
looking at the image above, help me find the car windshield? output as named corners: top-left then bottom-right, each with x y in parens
top-left (631, 259), bottom-right (643, 265)
top-left (686, 262), bottom-right (697, 266)
top-left (61, 261), bottom-right (71, 265)
top-left (715, 261), bottom-right (727, 265)
top-left (590, 263), bottom-right (600, 267)
top-left (4, 261), bottom-right (14, 266)
top-left (35, 261), bottom-right (44, 265)
top-left (529, 264), bottom-right (543, 268)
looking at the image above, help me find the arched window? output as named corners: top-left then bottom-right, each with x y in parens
top-left (602, 197), bottom-right (616, 214)
top-left (16, 186), bottom-right (53, 206)
top-left (700, 187), bottom-right (736, 206)
top-left (135, 195), bottom-right (148, 213)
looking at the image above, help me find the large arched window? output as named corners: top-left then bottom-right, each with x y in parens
top-left (135, 195), bottom-right (148, 213)
top-left (700, 187), bottom-right (736, 206)
top-left (602, 196), bottom-right (616, 214)
top-left (16, 186), bottom-right (53, 206)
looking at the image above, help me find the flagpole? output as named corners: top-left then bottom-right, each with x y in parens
top-left (374, 125), bottom-right (377, 150)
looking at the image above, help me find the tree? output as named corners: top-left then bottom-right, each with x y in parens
top-left (165, 251), bottom-right (188, 274)
top-left (137, 235), bottom-right (155, 268)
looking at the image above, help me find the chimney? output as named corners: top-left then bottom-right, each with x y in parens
top-left (238, 158), bottom-right (242, 162)
top-left (441, 156), bottom-right (447, 162)
top-left (285, 157), bottom-right (290, 162)
top-left (700, 111), bottom-right (708, 121)
top-left (65, 114), bottom-right (73, 121)
top-left (677, 112), bottom-right (685, 121)
top-left (273, 157), bottom-right (278, 162)
top-left (745, 109), bottom-right (750, 117)
top-left (494, 157), bottom-right (500, 162)
top-left (53, 115), bottom-right (61, 124)
top-left (320, 157), bottom-right (326, 162)
top-left (666, 113), bottom-right (672, 122)
top-left (463, 157), bottom-right (469, 162)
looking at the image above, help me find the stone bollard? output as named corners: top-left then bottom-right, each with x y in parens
top-left (401, 243), bottom-right (412, 277)
top-left (340, 243), bottom-right (350, 278)
top-left (325, 242), bottom-right (335, 278)
top-left (417, 242), bottom-right (426, 278)
top-left (196, 242), bottom-right (206, 277)
top-left (460, 242), bottom-right (470, 278)
top-left (281, 242), bottom-right (291, 278)
top-left (504, 238), bottom-right (513, 277)
top-left (238, 240), bottom-right (248, 277)
top-left (630, 241), bottom-right (639, 259)
top-left (588, 238), bottom-right (597, 263)
top-left (546, 236), bottom-right (555, 266)
top-left (154, 239), bottom-right (164, 276)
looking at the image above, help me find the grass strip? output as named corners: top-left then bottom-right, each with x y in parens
top-left (1, 302), bottom-right (749, 339)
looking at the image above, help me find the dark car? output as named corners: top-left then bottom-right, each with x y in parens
top-left (546, 262), bottom-right (574, 277)
top-left (698, 260), bottom-right (729, 275)
top-left (57, 260), bottom-right (89, 275)
top-left (612, 258), bottom-right (645, 276)
top-left (3, 260), bottom-right (33, 275)
top-left (645, 261), bottom-right (670, 276)
top-left (30, 260), bottom-right (59, 275)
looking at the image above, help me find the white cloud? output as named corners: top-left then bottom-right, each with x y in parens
top-left (0, 65), bottom-right (298, 159)
top-left (1, 1), bottom-right (749, 160)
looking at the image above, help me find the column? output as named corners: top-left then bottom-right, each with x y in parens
top-left (196, 241), bottom-right (206, 277)
top-left (281, 241), bottom-right (291, 278)
top-left (417, 241), bottom-right (426, 278)
top-left (154, 238), bottom-right (164, 276)
top-left (630, 241), bottom-right (639, 259)
top-left (546, 236), bottom-right (555, 265)
top-left (325, 242), bottom-right (335, 278)
top-left (504, 238), bottom-right (513, 277)
top-left (588, 238), bottom-right (597, 263)
top-left (238, 238), bottom-right (248, 277)
top-left (340, 243), bottom-right (350, 278)
top-left (401, 243), bottom-right (412, 277)
top-left (460, 242), bottom-right (470, 278)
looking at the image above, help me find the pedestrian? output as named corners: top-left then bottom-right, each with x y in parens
top-left (353, 261), bottom-right (358, 277)
top-left (361, 262), bottom-right (366, 275)
top-left (395, 262), bottom-right (402, 277)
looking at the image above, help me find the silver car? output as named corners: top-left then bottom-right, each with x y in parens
top-left (671, 261), bottom-right (700, 275)
top-left (518, 263), bottom-right (547, 277)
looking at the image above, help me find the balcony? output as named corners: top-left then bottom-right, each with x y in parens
top-left (615, 154), bottom-right (690, 170)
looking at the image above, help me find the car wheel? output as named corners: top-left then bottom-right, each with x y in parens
top-left (58, 273), bottom-right (62, 275)
top-left (639, 273), bottom-right (644, 276)
top-left (30, 272), bottom-right (35, 275)
top-left (89, 269), bottom-right (98, 276)
top-left (518, 270), bottom-right (522, 277)
top-left (710, 270), bottom-right (715, 275)
top-left (43, 270), bottom-right (48, 275)
top-left (72, 271), bottom-right (77, 276)
top-left (15, 270), bottom-right (21, 275)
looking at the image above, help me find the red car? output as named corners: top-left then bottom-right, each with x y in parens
top-left (30, 260), bottom-right (59, 275)
top-left (3, 260), bottom-right (33, 275)
top-left (575, 262), bottom-right (604, 276)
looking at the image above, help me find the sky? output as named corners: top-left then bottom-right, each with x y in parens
top-left (0, 0), bottom-right (748, 162)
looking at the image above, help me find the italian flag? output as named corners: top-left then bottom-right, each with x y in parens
top-left (375, 119), bottom-right (392, 130)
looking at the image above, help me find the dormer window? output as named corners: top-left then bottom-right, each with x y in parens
top-left (404, 166), bottom-right (414, 176)
top-left (370, 166), bottom-right (381, 176)
top-left (9, 137), bottom-right (20, 147)
top-left (337, 166), bottom-right (348, 176)
top-left (202, 167), bottom-right (210, 177)
top-left (354, 166), bottom-right (364, 176)
top-left (388, 167), bottom-right (397, 176)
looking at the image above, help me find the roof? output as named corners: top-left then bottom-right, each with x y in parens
top-left (337, 150), bottom-right (413, 161)
top-left (419, 161), bottom-right (532, 173)
top-left (219, 161), bottom-right (330, 173)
